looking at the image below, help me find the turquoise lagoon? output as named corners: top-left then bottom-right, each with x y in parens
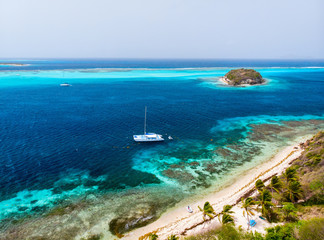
top-left (0, 60), bottom-right (324, 238)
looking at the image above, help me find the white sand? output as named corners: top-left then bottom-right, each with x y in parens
top-left (218, 77), bottom-right (230, 85)
top-left (121, 136), bottom-right (309, 240)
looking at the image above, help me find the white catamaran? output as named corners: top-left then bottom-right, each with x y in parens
top-left (133, 106), bottom-right (164, 142)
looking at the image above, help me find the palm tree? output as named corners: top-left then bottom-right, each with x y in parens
top-left (140, 232), bottom-right (158, 240)
top-left (283, 167), bottom-right (297, 183)
top-left (221, 213), bottom-right (234, 224)
top-left (222, 205), bottom-right (234, 214)
top-left (255, 179), bottom-right (265, 191)
top-left (167, 234), bottom-right (178, 240)
top-left (198, 201), bottom-right (216, 220)
top-left (269, 176), bottom-right (282, 194)
top-left (241, 197), bottom-right (255, 221)
top-left (286, 180), bottom-right (303, 202)
top-left (218, 205), bottom-right (235, 225)
top-left (149, 233), bottom-right (158, 240)
top-left (256, 189), bottom-right (273, 219)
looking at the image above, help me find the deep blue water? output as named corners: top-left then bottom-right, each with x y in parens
top-left (0, 59), bottom-right (324, 219)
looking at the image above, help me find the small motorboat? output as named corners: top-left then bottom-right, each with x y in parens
top-left (168, 136), bottom-right (173, 140)
top-left (60, 83), bottom-right (72, 87)
top-left (187, 206), bottom-right (193, 213)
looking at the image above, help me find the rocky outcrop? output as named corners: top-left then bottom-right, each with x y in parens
top-left (221, 68), bottom-right (265, 86)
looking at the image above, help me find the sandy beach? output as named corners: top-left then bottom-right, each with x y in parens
top-left (120, 135), bottom-right (309, 240)
top-left (218, 76), bottom-right (231, 85)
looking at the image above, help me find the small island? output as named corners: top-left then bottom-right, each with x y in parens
top-left (220, 68), bottom-right (265, 86)
top-left (0, 63), bottom-right (29, 67)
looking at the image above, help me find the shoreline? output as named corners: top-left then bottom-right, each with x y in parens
top-left (121, 135), bottom-right (310, 240)
top-left (218, 76), bottom-right (231, 85)
top-left (218, 76), bottom-right (267, 87)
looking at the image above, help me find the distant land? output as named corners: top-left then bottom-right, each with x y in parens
top-left (220, 68), bottom-right (266, 86)
top-left (0, 63), bottom-right (28, 66)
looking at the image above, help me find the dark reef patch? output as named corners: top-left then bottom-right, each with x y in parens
top-left (162, 169), bottom-right (194, 184)
top-left (189, 161), bottom-right (199, 167)
top-left (203, 163), bottom-right (219, 174)
top-left (108, 196), bottom-right (180, 237)
top-left (109, 207), bottom-right (157, 236)
top-left (169, 164), bottom-right (185, 169)
top-left (96, 170), bottom-right (161, 191)
top-left (215, 148), bottom-right (233, 157)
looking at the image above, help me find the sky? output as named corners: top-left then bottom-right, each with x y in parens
top-left (0, 0), bottom-right (324, 59)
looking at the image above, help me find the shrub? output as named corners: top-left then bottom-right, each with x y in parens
top-left (298, 218), bottom-right (324, 240)
top-left (309, 180), bottom-right (323, 192)
top-left (244, 231), bottom-right (265, 240)
top-left (282, 203), bottom-right (298, 222)
top-left (215, 224), bottom-right (241, 240)
top-left (265, 224), bottom-right (296, 240)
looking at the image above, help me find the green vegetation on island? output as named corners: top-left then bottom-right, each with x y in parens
top-left (222, 68), bottom-right (265, 86)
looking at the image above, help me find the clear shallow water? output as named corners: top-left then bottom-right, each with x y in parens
top-left (0, 60), bottom-right (324, 237)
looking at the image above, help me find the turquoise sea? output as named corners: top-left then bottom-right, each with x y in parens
top-left (0, 59), bottom-right (324, 238)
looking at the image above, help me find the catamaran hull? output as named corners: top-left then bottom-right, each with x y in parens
top-left (133, 138), bottom-right (164, 142)
top-left (133, 134), bottom-right (164, 142)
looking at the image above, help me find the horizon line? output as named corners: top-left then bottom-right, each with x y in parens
top-left (1, 58), bottom-right (324, 61)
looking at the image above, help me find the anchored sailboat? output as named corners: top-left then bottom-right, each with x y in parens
top-left (133, 106), bottom-right (164, 142)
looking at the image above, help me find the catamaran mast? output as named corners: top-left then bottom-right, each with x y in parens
top-left (144, 106), bottom-right (147, 134)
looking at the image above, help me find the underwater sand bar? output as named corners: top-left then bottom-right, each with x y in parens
top-left (122, 135), bottom-right (310, 239)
